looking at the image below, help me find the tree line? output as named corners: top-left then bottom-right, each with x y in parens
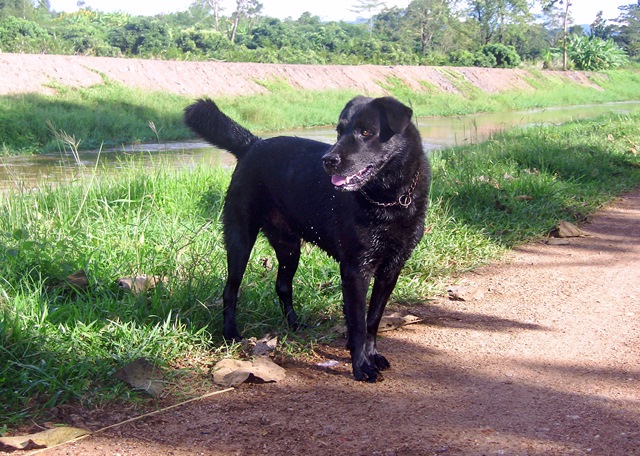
top-left (0, 0), bottom-right (638, 70)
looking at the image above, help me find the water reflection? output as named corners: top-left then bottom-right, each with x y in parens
top-left (2, 101), bottom-right (640, 190)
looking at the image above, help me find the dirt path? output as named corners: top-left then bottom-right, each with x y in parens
top-left (34, 189), bottom-right (640, 455)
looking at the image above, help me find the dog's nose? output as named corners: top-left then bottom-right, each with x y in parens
top-left (322, 154), bottom-right (341, 171)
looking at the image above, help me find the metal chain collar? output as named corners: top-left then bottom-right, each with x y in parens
top-left (359, 171), bottom-right (420, 209)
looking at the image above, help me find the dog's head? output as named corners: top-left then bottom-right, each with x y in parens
top-left (322, 96), bottom-right (414, 191)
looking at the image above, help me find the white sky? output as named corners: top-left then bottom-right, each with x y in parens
top-left (47, 0), bottom-right (632, 25)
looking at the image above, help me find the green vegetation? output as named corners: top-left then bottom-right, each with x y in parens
top-left (0, 0), bottom-right (638, 69)
top-left (568, 35), bottom-right (630, 70)
top-left (1, 109), bottom-right (640, 427)
top-left (3, 68), bottom-right (640, 155)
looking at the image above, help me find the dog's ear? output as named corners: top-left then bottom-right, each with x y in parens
top-left (373, 97), bottom-right (413, 134)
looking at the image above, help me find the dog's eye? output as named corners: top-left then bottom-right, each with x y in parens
top-left (360, 128), bottom-right (372, 138)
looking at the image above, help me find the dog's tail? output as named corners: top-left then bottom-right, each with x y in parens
top-left (184, 99), bottom-right (259, 160)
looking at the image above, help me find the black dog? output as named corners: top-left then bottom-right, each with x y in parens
top-left (184, 96), bottom-right (430, 382)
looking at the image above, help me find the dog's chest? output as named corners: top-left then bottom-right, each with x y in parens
top-left (360, 215), bottom-right (420, 267)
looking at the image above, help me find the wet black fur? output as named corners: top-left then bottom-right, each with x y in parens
top-left (184, 96), bottom-right (431, 382)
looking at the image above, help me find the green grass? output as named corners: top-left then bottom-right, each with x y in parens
top-left (3, 68), bottom-right (640, 155)
top-left (2, 111), bottom-right (640, 427)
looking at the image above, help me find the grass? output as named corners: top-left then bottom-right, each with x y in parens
top-left (1, 110), bottom-right (640, 427)
top-left (3, 68), bottom-right (640, 155)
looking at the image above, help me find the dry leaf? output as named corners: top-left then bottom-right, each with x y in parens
top-left (252, 335), bottom-right (278, 357)
top-left (553, 220), bottom-right (588, 238)
top-left (213, 359), bottom-right (253, 386)
top-left (116, 275), bottom-right (166, 295)
top-left (448, 284), bottom-right (485, 302)
top-left (0, 427), bottom-right (89, 451)
top-left (515, 195), bottom-right (534, 201)
top-left (65, 270), bottom-right (89, 290)
top-left (379, 312), bottom-right (422, 332)
top-left (212, 357), bottom-right (285, 387)
top-left (113, 358), bottom-right (164, 397)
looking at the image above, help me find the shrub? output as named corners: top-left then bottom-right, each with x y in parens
top-left (448, 49), bottom-right (475, 67)
top-left (0, 16), bottom-right (51, 53)
top-left (475, 43), bottom-right (521, 68)
top-left (568, 35), bottom-right (629, 71)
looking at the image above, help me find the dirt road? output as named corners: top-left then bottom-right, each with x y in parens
top-left (33, 189), bottom-right (640, 455)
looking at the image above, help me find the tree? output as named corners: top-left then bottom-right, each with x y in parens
top-left (350, 0), bottom-right (386, 37)
top-left (590, 11), bottom-right (612, 40)
top-left (406, 0), bottom-right (455, 56)
top-left (192, 0), bottom-right (224, 31)
top-left (0, 0), bottom-right (40, 20)
top-left (230, 0), bottom-right (262, 43)
top-left (612, 3), bottom-right (640, 58)
top-left (468, 0), bottom-right (531, 45)
top-left (542, 0), bottom-right (572, 70)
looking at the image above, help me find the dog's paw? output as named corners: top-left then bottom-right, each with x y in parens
top-left (353, 360), bottom-right (384, 383)
top-left (372, 353), bottom-right (391, 371)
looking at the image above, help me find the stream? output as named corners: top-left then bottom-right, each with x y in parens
top-left (2, 101), bottom-right (640, 189)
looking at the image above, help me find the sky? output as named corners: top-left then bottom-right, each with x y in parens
top-left (47, 0), bottom-right (633, 25)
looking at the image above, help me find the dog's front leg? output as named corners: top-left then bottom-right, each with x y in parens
top-left (340, 263), bottom-right (379, 382)
top-left (365, 267), bottom-right (403, 371)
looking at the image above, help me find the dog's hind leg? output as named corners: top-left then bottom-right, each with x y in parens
top-left (266, 231), bottom-right (302, 329)
top-left (222, 222), bottom-right (260, 342)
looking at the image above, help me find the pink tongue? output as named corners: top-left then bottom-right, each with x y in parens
top-left (331, 175), bottom-right (347, 186)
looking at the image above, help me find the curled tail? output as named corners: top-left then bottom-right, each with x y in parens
top-left (184, 99), bottom-right (259, 160)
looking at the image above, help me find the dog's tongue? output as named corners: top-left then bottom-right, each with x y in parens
top-left (331, 175), bottom-right (347, 187)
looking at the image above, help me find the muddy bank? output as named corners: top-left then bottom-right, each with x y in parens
top-left (0, 53), bottom-right (601, 97)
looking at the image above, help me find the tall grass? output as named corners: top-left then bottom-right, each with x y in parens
top-left (1, 111), bottom-right (639, 426)
top-left (3, 68), bottom-right (640, 155)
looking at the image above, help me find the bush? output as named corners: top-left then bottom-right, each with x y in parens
top-left (0, 16), bottom-right (51, 53)
top-left (473, 49), bottom-right (497, 68)
top-left (568, 36), bottom-right (629, 71)
top-left (475, 43), bottom-right (521, 68)
top-left (448, 49), bottom-right (475, 66)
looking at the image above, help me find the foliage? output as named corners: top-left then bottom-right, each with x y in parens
top-left (567, 35), bottom-right (629, 71)
top-left (612, 3), bottom-right (640, 59)
top-left (0, 0), bottom-right (638, 71)
top-left (474, 43), bottom-right (521, 68)
top-left (0, 15), bottom-right (50, 52)
top-left (0, 0), bottom-right (522, 66)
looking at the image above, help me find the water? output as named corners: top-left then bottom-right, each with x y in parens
top-left (2, 101), bottom-right (640, 190)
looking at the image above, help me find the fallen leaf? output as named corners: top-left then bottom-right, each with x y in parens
top-left (213, 359), bottom-right (253, 386)
top-left (0, 427), bottom-right (89, 451)
top-left (379, 312), bottom-right (422, 332)
top-left (116, 275), bottom-right (166, 295)
top-left (551, 220), bottom-right (588, 238)
top-left (448, 284), bottom-right (485, 302)
top-left (113, 358), bottom-right (164, 397)
top-left (212, 357), bottom-right (286, 387)
top-left (252, 334), bottom-right (278, 357)
top-left (65, 270), bottom-right (89, 290)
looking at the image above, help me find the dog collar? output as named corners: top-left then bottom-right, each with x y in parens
top-left (359, 171), bottom-right (420, 208)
